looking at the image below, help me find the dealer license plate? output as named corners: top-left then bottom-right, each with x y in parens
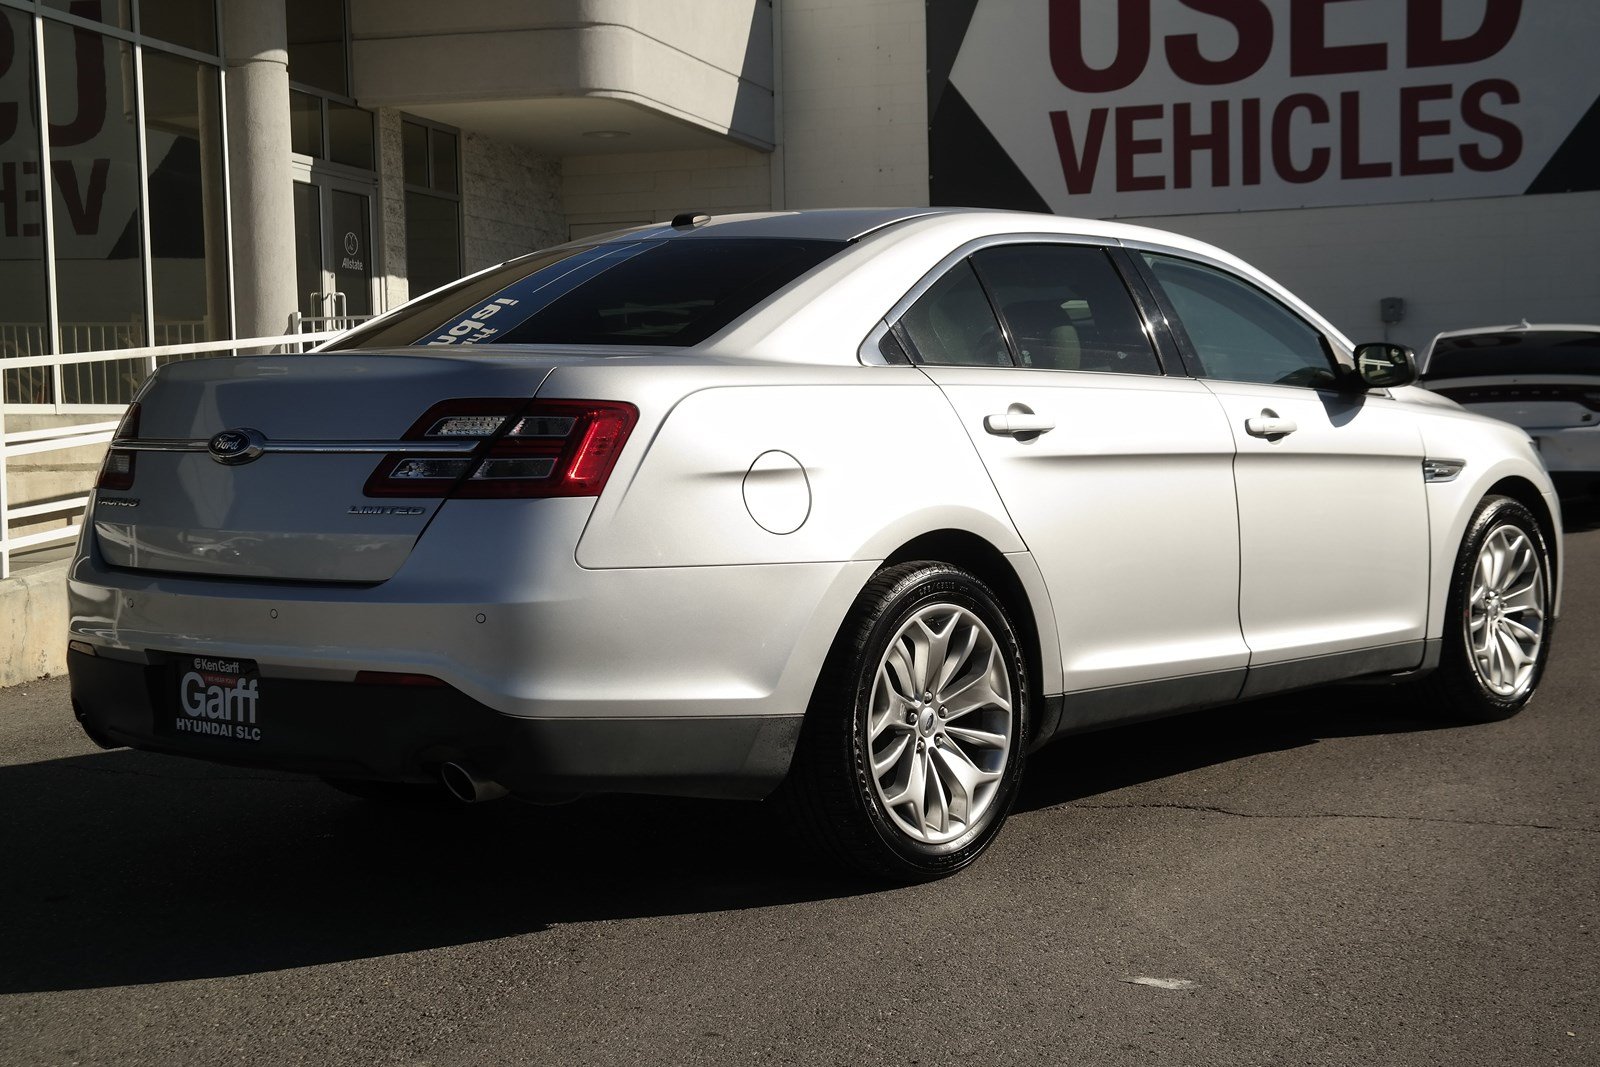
top-left (161, 654), bottom-right (263, 743)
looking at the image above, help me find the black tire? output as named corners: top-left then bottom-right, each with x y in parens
top-left (1416, 495), bottom-right (1554, 723)
top-left (780, 562), bottom-right (1030, 881)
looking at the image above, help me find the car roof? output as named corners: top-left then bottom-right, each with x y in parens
top-left (614, 209), bottom-right (964, 243)
top-left (1428, 322), bottom-right (1600, 351)
top-left (603, 207), bottom-right (1242, 251)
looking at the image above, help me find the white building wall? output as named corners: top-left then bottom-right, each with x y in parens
top-left (562, 147), bottom-right (772, 240)
top-left (1132, 192), bottom-right (1600, 354)
top-left (776, 0), bottom-right (927, 208)
top-left (461, 133), bottom-right (565, 273)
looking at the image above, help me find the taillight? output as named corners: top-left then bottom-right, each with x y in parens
top-left (96, 403), bottom-right (141, 491)
top-left (364, 398), bottom-right (638, 499)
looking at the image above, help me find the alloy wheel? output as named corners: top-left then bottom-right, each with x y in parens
top-left (1466, 524), bottom-right (1546, 699)
top-left (866, 604), bottom-right (1014, 844)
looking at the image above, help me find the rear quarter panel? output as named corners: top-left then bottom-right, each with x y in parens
top-left (540, 361), bottom-right (1059, 701)
top-left (550, 365), bottom-right (1025, 568)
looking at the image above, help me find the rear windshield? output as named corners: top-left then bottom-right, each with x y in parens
top-left (1424, 331), bottom-right (1600, 379)
top-left (337, 237), bottom-right (846, 350)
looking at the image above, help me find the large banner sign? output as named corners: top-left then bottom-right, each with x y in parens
top-left (928, 0), bottom-right (1600, 216)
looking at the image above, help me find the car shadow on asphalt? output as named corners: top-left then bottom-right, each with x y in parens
top-left (1015, 682), bottom-right (1449, 814)
top-left (1, 680), bottom-right (1453, 995)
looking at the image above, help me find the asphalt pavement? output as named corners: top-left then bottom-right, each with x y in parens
top-left (2, 502), bottom-right (1597, 1066)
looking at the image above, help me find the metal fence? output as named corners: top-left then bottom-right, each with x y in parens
top-left (2, 322), bottom-right (220, 406)
top-left (0, 327), bottom-right (349, 579)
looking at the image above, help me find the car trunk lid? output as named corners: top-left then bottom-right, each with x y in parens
top-left (94, 350), bottom-right (600, 581)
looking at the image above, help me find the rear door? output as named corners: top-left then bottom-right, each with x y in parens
top-left (902, 242), bottom-right (1249, 698)
top-left (1134, 252), bottom-right (1429, 685)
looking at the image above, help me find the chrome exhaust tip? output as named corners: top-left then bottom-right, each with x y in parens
top-left (439, 761), bottom-right (510, 803)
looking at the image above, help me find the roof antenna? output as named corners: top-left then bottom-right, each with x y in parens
top-left (671, 212), bottom-right (710, 229)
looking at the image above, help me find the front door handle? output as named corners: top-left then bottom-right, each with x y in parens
top-left (1245, 409), bottom-right (1297, 439)
top-left (984, 411), bottom-right (1055, 438)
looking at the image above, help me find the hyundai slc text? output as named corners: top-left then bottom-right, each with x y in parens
top-left (67, 209), bottom-right (1562, 880)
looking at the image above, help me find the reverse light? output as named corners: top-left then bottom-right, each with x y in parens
top-left (389, 458), bottom-right (475, 480)
top-left (427, 414), bottom-right (508, 437)
top-left (96, 403), bottom-right (141, 491)
top-left (365, 398), bottom-right (638, 498)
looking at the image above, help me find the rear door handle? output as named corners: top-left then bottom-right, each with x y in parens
top-left (984, 412), bottom-right (1055, 438)
top-left (1244, 410), bottom-right (1297, 439)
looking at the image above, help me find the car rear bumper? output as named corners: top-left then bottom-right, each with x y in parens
top-left (67, 649), bottom-right (803, 799)
top-left (67, 499), bottom-right (876, 723)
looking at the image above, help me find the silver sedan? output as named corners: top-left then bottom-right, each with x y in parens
top-left (67, 208), bottom-right (1562, 879)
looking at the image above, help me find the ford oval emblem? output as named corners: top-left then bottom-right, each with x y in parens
top-left (208, 427), bottom-right (266, 465)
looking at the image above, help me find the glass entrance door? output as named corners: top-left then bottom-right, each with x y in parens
top-left (291, 176), bottom-right (378, 331)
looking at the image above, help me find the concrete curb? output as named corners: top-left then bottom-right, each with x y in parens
top-left (1, 561), bottom-right (68, 688)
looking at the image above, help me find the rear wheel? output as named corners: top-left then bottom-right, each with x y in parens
top-left (782, 562), bottom-right (1029, 881)
top-left (1418, 495), bottom-right (1553, 722)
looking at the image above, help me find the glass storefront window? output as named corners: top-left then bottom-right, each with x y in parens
top-left (291, 180), bottom-right (320, 318)
top-left (139, 0), bottom-right (218, 56)
top-left (42, 0), bottom-right (133, 35)
top-left (429, 129), bottom-right (457, 194)
top-left (142, 49), bottom-right (227, 344)
top-left (402, 119), bottom-right (427, 185)
top-left (327, 100), bottom-right (373, 170)
top-left (404, 190), bottom-right (459, 297)
top-left (290, 89), bottom-right (322, 158)
top-left (402, 118), bottom-right (463, 298)
top-left (329, 187), bottom-right (370, 317)
top-left (0, 6), bottom-right (51, 403)
top-left (44, 19), bottom-right (147, 404)
top-left (5, 1), bottom-right (234, 407)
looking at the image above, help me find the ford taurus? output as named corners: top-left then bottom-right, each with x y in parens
top-left (67, 209), bottom-right (1562, 879)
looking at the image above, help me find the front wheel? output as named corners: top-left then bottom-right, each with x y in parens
top-left (1418, 495), bottom-right (1554, 722)
top-left (781, 562), bottom-right (1029, 881)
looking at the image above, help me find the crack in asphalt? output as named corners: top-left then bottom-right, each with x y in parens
top-left (1068, 799), bottom-right (1600, 835)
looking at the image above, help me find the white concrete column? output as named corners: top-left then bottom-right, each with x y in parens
top-left (222, 0), bottom-right (297, 340)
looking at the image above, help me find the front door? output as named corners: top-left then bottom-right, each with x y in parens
top-left (1136, 252), bottom-right (1430, 676)
top-left (292, 176), bottom-right (377, 331)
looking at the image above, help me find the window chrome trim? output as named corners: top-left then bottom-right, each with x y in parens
top-left (860, 231), bottom-right (1172, 373)
top-left (1118, 237), bottom-right (1358, 367)
top-left (7, 0), bottom-right (226, 64)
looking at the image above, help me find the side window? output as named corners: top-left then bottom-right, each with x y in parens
top-left (971, 244), bottom-right (1160, 375)
top-left (1143, 254), bottom-right (1337, 388)
top-left (896, 260), bottom-right (1012, 367)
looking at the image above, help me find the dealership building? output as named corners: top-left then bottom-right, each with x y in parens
top-left (0, 0), bottom-right (1597, 674)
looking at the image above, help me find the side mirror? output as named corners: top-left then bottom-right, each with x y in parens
top-left (1352, 342), bottom-right (1418, 389)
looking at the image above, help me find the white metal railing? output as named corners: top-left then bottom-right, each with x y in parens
top-left (3, 322), bottom-right (219, 406)
top-left (1, 328), bottom-right (349, 579)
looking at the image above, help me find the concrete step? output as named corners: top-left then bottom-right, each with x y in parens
top-left (0, 553), bottom-right (69, 686)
